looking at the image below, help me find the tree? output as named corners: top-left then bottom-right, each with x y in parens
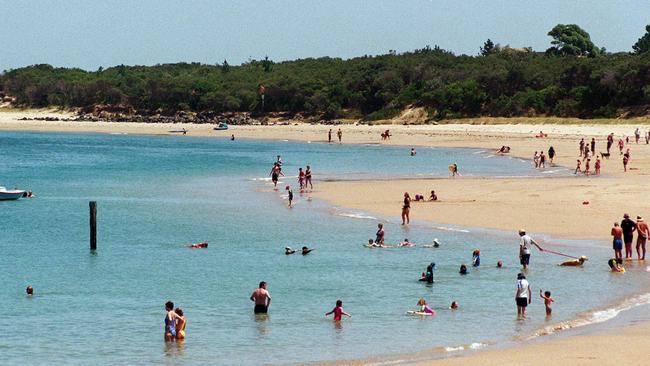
top-left (480, 39), bottom-right (496, 56)
top-left (547, 24), bottom-right (599, 57)
top-left (261, 56), bottom-right (273, 73)
top-left (633, 24), bottom-right (650, 54)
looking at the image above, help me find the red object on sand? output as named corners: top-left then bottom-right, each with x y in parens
top-left (189, 242), bottom-right (208, 248)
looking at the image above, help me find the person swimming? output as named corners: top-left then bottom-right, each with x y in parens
top-left (285, 247), bottom-right (296, 255)
top-left (301, 246), bottom-right (313, 255)
top-left (450, 301), bottom-right (459, 310)
top-left (26, 285), bottom-right (33, 296)
top-left (497, 260), bottom-right (503, 268)
top-left (459, 264), bottom-right (468, 275)
top-left (398, 238), bottom-right (415, 247)
top-left (416, 298), bottom-right (436, 315)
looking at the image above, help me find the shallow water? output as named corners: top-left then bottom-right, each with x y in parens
top-left (0, 131), bottom-right (646, 365)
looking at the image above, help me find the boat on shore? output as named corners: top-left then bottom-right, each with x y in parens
top-left (213, 122), bottom-right (228, 131)
top-left (0, 187), bottom-right (26, 200)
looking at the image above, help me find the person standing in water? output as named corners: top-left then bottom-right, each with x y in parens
top-left (611, 222), bottom-right (623, 261)
top-left (515, 273), bottom-right (531, 319)
top-left (635, 216), bottom-right (648, 260)
top-left (325, 299), bottom-right (351, 321)
top-left (518, 229), bottom-right (542, 270)
top-left (286, 186), bottom-right (293, 208)
top-left (250, 281), bottom-right (272, 314)
top-left (164, 301), bottom-right (179, 342)
top-left (337, 128), bottom-right (342, 143)
top-left (175, 308), bottom-right (186, 341)
top-left (270, 163), bottom-right (283, 188)
top-left (298, 168), bottom-right (305, 190)
top-left (621, 213), bottom-right (636, 260)
top-left (375, 223), bottom-right (385, 245)
top-left (548, 146), bottom-right (555, 164)
top-left (304, 165), bottom-right (313, 190)
top-left (401, 192), bottom-right (411, 225)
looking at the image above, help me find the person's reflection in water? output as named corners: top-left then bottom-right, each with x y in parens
top-left (255, 313), bottom-right (270, 338)
top-left (163, 340), bottom-right (185, 358)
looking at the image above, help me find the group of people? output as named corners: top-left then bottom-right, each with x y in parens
top-left (297, 166), bottom-right (313, 191)
top-left (328, 128), bottom-right (343, 143)
top-left (611, 213), bottom-right (649, 261)
top-left (164, 301), bottom-right (187, 342)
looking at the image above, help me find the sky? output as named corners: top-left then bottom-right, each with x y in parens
top-left (1, 0), bottom-right (649, 71)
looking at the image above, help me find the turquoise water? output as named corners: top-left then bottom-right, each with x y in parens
top-left (1, 131), bottom-right (647, 365)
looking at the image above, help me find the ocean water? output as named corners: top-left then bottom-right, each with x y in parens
top-left (1, 131), bottom-right (647, 365)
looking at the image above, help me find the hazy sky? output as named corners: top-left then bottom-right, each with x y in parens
top-left (1, 0), bottom-right (649, 70)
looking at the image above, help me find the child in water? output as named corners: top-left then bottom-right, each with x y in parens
top-left (449, 301), bottom-right (459, 310)
top-left (286, 186), bottom-right (293, 207)
top-left (539, 290), bottom-right (554, 316)
top-left (472, 249), bottom-right (480, 267)
top-left (459, 264), bottom-right (468, 275)
top-left (325, 300), bottom-right (351, 321)
top-left (416, 298), bottom-right (436, 315)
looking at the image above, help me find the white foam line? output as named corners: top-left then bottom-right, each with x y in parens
top-left (444, 342), bottom-right (487, 352)
top-left (337, 212), bottom-right (377, 220)
top-left (435, 226), bottom-right (470, 233)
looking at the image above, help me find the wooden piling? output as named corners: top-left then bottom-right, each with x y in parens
top-left (89, 201), bottom-right (97, 250)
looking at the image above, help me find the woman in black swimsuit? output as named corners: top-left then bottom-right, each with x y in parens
top-left (402, 192), bottom-right (411, 225)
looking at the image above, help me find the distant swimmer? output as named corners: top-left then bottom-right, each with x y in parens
top-left (301, 246), bottom-right (314, 255)
top-left (449, 301), bottom-right (459, 310)
top-left (459, 264), bottom-right (468, 275)
top-left (250, 281), bottom-right (271, 314)
top-left (398, 238), bottom-right (415, 247)
top-left (231, 134), bottom-right (235, 141)
top-left (497, 146), bottom-right (511, 154)
top-left (325, 299), bottom-right (351, 321)
top-left (410, 148), bottom-right (416, 156)
top-left (26, 285), bottom-right (33, 296)
top-left (559, 256), bottom-right (587, 266)
top-left (188, 242), bottom-right (208, 249)
top-left (497, 260), bottom-right (503, 268)
top-left (285, 247), bottom-right (296, 255)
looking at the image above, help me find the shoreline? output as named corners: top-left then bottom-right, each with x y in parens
top-left (2, 111), bottom-right (650, 365)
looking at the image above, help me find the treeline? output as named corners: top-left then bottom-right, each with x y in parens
top-left (2, 24), bottom-right (650, 120)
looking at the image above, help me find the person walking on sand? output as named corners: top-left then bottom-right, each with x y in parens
top-left (337, 128), bottom-right (342, 143)
top-left (401, 192), bottom-right (411, 225)
top-left (607, 133), bottom-right (614, 154)
top-left (611, 222), bottom-right (623, 261)
top-left (328, 129), bottom-right (332, 143)
top-left (548, 146), bottom-right (555, 164)
top-left (595, 157), bottom-right (601, 175)
top-left (579, 138), bottom-right (585, 157)
top-left (635, 216), bottom-right (648, 260)
top-left (584, 159), bottom-right (591, 176)
top-left (375, 223), bottom-right (385, 245)
top-left (590, 138), bottom-right (596, 154)
top-left (250, 281), bottom-right (271, 314)
top-left (635, 128), bottom-right (641, 144)
top-left (618, 138), bottom-right (625, 154)
top-left (621, 213), bottom-right (636, 260)
top-left (623, 154), bottom-right (629, 172)
top-left (515, 273), bottom-right (531, 319)
top-left (519, 229), bottom-right (542, 270)
top-left (574, 159), bottom-right (581, 174)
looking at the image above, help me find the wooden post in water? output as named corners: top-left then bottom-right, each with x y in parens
top-left (89, 201), bottom-right (97, 251)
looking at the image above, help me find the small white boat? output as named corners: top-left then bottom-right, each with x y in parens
top-left (0, 187), bottom-right (26, 200)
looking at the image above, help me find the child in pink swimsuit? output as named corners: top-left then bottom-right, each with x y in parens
top-left (417, 298), bottom-right (436, 315)
top-left (325, 300), bottom-right (351, 321)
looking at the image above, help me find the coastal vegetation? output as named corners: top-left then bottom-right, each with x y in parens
top-left (1, 24), bottom-right (650, 121)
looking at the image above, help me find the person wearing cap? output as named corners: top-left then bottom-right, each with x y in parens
top-left (620, 214), bottom-right (637, 260)
top-left (518, 229), bottom-right (542, 269)
top-left (635, 216), bottom-right (649, 260)
top-left (515, 273), bottom-right (531, 318)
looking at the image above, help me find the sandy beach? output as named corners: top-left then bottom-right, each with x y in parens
top-left (2, 109), bottom-right (650, 365)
